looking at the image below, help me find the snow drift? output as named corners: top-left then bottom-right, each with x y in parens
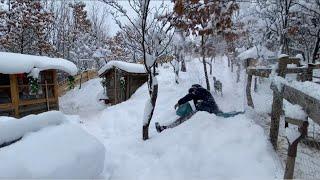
top-left (0, 111), bottom-right (105, 179)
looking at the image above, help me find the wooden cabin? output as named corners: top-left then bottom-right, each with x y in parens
top-left (98, 61), bottom-right (148, 105)
top-left (0, 52), bottom-right (77, 118)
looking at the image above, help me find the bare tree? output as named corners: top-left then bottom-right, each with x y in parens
top-left (166, 0), bottom-right (239, 90)
top-left (101, 0), bottom-right (173, 140)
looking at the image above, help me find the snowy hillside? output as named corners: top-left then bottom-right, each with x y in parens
top-left (60, 58), bottom-right (283, 179)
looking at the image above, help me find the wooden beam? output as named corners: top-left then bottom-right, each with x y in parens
top-left (285, 117), bottom-right (306, 126)
top-left (0, 103), bottom-right (13, 110)
top-left (270, 83), bottom-right (283, 150)
top-left (247, 64), bottom-right (320, 77)
top-left (10, 74), bottom-right (19, 118)
top-left (19, 98), bottom-right (56, 106)
top-left (282, 85), bottom-right (320, 125)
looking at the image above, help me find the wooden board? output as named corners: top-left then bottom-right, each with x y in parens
top-left (282, 84), bottom-right (320, 125)
top-left (10, 74), bottom-right (19, 117)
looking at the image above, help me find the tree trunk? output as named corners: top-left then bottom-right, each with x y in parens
top-left (142, 73), bottom-right (158, 140)
top-left (201, 35), bottom-right (210, 90)
top-left (181, 57), bottom-right (186, 72)
top-left (312, 30), bottom-right (320, 64)
top-left (141, 1), bottom-right (155, 140)
top-left (175, 70), bottom-right (179, 84)
top-left (236, 63), bottom-right (241, 83)
top-left (246, 74), bottom-right (254, 108)
top-left (231, 54), bottom-right (235, 72)
top-left (172, 60), bottom-right (179, 84)
top-left (209, 56), bottom-right (213, 75)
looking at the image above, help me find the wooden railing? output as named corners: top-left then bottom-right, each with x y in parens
top-left (246, 57), bottom-right (320, 108)
top-left (270, 81), bottom-right (319, 179)
top-left (58, 70), bottom-right (98, 96)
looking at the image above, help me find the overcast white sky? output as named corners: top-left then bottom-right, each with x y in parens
top-left (85, 0), bottom-right (173, 36)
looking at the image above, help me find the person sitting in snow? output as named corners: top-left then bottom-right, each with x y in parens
top-left (155, 84), bottom-right (244, 133)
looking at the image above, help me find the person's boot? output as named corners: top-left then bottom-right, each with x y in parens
top-left (155, 122), bottom-right (164, 133)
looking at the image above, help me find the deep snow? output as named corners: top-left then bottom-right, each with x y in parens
top-left (60, 57), bottom-right (283, 179)
top-left (0, 111), bottom-right (105, 178)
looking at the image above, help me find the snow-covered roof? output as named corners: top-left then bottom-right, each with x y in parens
top-left (237, 46), bottom-right (276, 61)
top-left (98, 61), bottom-right (146, 76)
top-left (0, 52), bottom-right (78, 75)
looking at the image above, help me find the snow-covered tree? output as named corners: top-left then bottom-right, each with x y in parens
top-left (290, 0), bottom-right (320, 63)
top-left (0, 0), bottom-right (54, 55)
top-left (101, 0), bottom-right (173, 140)
top-left (166, 0), bottom-right (239, 90)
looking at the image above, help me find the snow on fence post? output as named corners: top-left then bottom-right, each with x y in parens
top-left (269, 83), bottom-right (284, 150)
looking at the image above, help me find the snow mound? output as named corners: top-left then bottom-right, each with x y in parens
top-left (0, 111), bottom-right (105, 179)
top-left (0, 111), bottom-right (65, 145)
top-left (59, 78), bottom-right (106, 114)
top-left (284, 100), bottom-right (307, 120)
top-left (98, 60), bottom-right (146, 76)
top-left (0, 52), bottom-right (77, 75)
top-left (278, 54), bottom-right (289, 59)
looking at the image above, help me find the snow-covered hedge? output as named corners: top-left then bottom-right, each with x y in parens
top-left (0, 111), bottom-right (105, 178)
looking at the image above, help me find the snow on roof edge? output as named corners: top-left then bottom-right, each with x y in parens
top-left (98, 61), bottom-right (147, 76)
top-left (0, 52), bottom-right (78, 76)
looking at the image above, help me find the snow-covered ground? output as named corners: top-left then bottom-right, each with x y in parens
top-left (59, 78), bottom-right (106, 116)
top-left (60, 57), bottom-right (283, 179)
top-left (0, 111), bottom-right (105, 179)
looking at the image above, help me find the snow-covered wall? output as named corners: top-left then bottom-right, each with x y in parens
top-left (0, 52), bottom-right (78, 75)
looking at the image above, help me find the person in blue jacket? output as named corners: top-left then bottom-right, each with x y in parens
top-left (155, 84), bottom-right (244, 133)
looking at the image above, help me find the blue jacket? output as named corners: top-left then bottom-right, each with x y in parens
top-left (178, 86), bottom-right (220, 114)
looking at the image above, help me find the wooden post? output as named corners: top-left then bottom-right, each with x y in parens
top-left (270, 84), bottom-right (283, 149)
top-left (284, 121), bottom-right (309, 179)
top-left (52, 71), bottom-right (59, 110)
top-left (10, 75), bottom-right (19, 118)
top-left (254, 76), bottom-right (258, 92)
top-left (306, 64), bottom-right (314, 81)
top-left (45, 80), bottom-right (50, 111)
top-left (87, 70), bottom-right (89, 81)
top-left (246, 74), bottom-right (254, 108)
top-left (114, 69), bottom-right (117, 104)
top-left (278, 56), bottom-right (288, 78)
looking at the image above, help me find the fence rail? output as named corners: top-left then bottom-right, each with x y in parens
top-left (58, 70), bottom-right (98, 96)
top-left (270, 82), bottom-right (320, 179)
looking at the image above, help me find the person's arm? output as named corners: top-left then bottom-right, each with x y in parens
top-left (178, 93), bottom-right (195, 105)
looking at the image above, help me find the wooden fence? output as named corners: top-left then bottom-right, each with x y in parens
top-left (270, 82), bottom-right (320, 179)
top-left (58, 70), bottom-right (98, 96)
top-left (246, 56), bottom-right (320, 108)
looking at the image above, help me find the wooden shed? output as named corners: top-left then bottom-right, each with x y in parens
top-left (0, 52), bottom-right (77, 118)
top-left (98, 61), bottom-right (148, 105)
